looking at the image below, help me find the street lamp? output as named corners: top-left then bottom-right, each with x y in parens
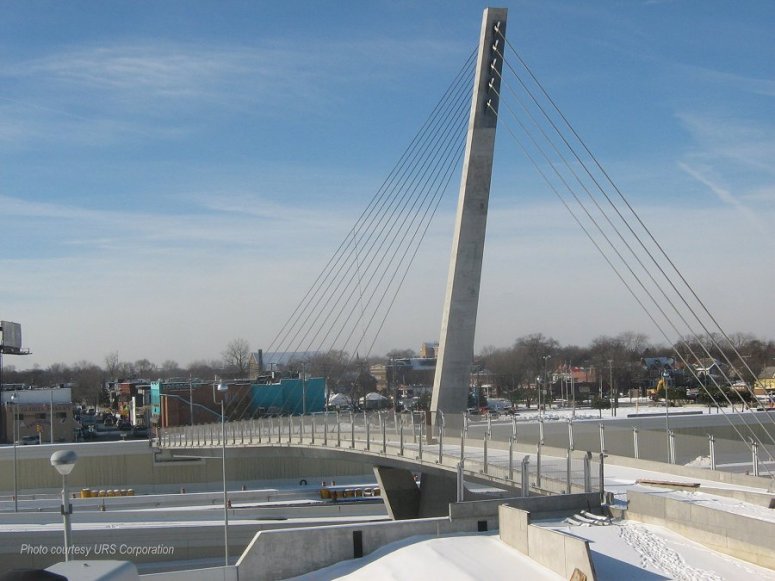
top-left (50, 450), bottom-right (77, 561)
top-left (608, 359), bottom-right (615, 417)
top-left (542, 355), bottom-right (551, 416)
top-left (10, 393), bottom-right (18, 512)
top-left (212, 381), bottom-right (229, 567)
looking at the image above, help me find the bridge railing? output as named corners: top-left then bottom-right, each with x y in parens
top-left (156, 411), bottom-right (602, 496)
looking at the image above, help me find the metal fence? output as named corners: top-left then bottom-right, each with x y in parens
top-left (157, 411), bottom-right (602, 498)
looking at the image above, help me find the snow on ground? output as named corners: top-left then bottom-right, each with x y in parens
top-left (287, 532), bottom-right (562, 581)
top-left (284, 518), bottom-right (775, 581)
top-left (552, 520), bottom-right (775, 581)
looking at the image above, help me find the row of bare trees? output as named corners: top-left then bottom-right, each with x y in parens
top-left (3, 331), bottom-right (773, 405)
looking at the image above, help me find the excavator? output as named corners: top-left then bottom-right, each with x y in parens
top-left (649, 376), bottom-right (667, 401)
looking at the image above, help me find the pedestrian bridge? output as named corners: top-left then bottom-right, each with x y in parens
top-left (157, 411), bottom-right (602, 519)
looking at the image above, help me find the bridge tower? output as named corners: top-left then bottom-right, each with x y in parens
top-left (431, 8), bottom-right (506, 418)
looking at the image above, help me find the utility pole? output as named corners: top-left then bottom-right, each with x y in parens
top-left (608, 360), bottom-right (615, 417)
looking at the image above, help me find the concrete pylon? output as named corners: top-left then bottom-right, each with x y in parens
top-left (431, 8), bottom-right (506, 418)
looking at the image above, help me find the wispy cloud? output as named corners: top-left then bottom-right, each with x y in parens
top-left (683, 65), bottom-right (775, 98)
top-left (676, 111), bottom-right (775, 176)
top-left (677, 161), bottom-right (770, 240)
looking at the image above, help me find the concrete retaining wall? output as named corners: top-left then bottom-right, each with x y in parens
top-left (626, 489), bottom-right (775, 569)
top-left (498, 504), bottom-right (596, 580)
top-left (236, 516), bottom-right (493, 580)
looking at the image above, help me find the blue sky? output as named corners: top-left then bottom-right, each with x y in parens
top-left (1, 1), bottom-right (773, 369)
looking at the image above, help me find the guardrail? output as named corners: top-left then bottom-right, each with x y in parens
top-left (158, 411), bottom-right (603, 498)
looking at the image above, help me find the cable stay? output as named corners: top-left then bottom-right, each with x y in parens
top-left (488, 28), bottom-right (775, 474)
top-left (231, 49), bottom-right (477, 419)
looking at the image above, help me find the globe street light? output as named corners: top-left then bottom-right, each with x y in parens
top-left (50, 450), bottom-right (78, 561)
top-left (212, 381), bottom-right (229, 566)
top-left (10, 393), bottom-right (18, 512)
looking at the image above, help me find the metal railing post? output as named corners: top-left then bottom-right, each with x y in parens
top-left (584, 451), bottom-right (592, 492)
top-left (336, 412), bottom-right (341, 447)
top-left (483, 435), bottom-right (488, 475)
top-left (382, 413), bottom-right (387, 454)
top-left (350, 412), bottom-right (355, 449)
top-left (668, 430), bottom-right (675, 464)
top-left (633, 427), bottom-right (639, 460)
top-left (520, 455), bottom-right (530, 497)
top-left (418, 421), bottom-right (423, 461)
top-left (311, 414), bottom-right (316, 445)
top-left (584, 451), bottom-right (592, 493)
top-left (438, 423), bottom-right (443, 464)
top-left (566, 449), bottom-right (572, 494)
top-left (366, 415), bottom-right (371, 451)
top-left (751, 439), bottom-right (760, 477)
top-left (708, 434), bottom-right (715, 470)
top-left (508, 437), bottom-right (514, 480)
top-left (400, 423), bottom-right (404, 456)
top-left (536, 444), bottom-right (541, 489)
top-left (599, 452), bottom-right (606, 504)
top-left (599, 423), bottom-right (606, 453)
top-left (460, 419), bottom-right (465, 464)
top-left (567, 419), bottom-right (574, 451)
top-left (456, 461), bottom-right (464, 502)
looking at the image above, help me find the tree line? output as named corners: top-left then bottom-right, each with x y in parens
top-left (2, 331), bottom-right (773, 405)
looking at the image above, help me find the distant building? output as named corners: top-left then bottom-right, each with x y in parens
top-left (1, 387), bottom-right (78, 444)
top-left (151, 376), bottom-right (326, 428)
top-left (419, 342), bottom-right (439, 359)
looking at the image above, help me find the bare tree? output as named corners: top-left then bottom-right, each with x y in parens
top-left (104, 351), bottom-right (120, 380)
top-left (222, 338), bottom-right (250, 377)
top-left (134, 358), bottom-right (157, 378)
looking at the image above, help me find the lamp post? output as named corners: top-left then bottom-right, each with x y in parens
top-left (608, 359), bottom-right (615, 417)
top-left (542, 355), bottom-right (551, 416)
top-left (213, 381), bottom-right (229, 567)
top-left (50, 450), bottom-right (77, 561)
top-left (10, 394), bottom-right (18, 512)
top-left (301, 363), bottom-right (307, 416)
top-left (188, 376), bottom-right (194, 427)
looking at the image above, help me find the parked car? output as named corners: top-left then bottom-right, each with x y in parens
top-left (20, 435), bottom-right (39, 445)
top-left (131, 426), bottom-right (149, 439)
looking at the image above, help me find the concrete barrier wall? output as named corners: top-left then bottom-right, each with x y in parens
top-left (0, 500), bottom-right (385, 526)
top-left (498, 505), bottom-right (597, 580)
top-left (0, 515), bottom-right (385, 571)
top-left (0, 442), bottom-right (373, 495)
top-left (605, 452), bottom-right (775, 491)
top-left (449, 492), bottom-right (600, 520)
top-left (626, 490), bottom-right (775, 569)
top-left (237, 516), bottom-right (492, 580)
top-left (141, 566), bottom-right (237, 581)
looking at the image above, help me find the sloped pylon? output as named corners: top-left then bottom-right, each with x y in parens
top-left (431, 7), bottom-right (507, 418)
